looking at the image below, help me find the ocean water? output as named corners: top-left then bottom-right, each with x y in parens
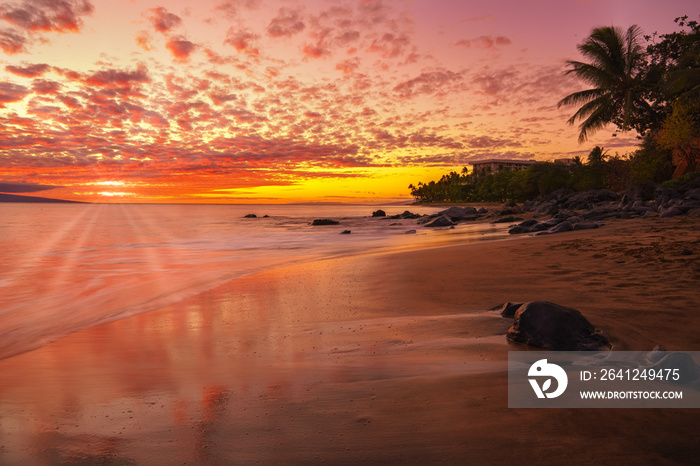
top-left (0, 203), bottom-right (511, 359)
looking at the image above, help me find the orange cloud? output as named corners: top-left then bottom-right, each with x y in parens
top-left (84, 65), bottom-right (150, 89)
top-left (0, 82), bottom-right (30, 106)
top-left (5, 63), bottom-right (50, 77)
top-left (147, 7), bottom-right (182, 34)
top-left (0, 28), bottom-right (26, 54)
top-left (0, 0), bottom-right (93, 33)
top-left (166, 36), bottom-right (197, 61)
top-left (224, 28), bottom-right (259, 56)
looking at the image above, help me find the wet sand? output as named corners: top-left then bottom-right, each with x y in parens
top-left (1, 216), bottom-right (700, 464)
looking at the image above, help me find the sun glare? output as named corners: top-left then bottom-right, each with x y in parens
top-left (98, 192), bottom-right (132, 197)
top-left (95, 181), bottom-right (126, 187)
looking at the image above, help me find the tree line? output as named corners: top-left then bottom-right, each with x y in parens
top-left (410, 15), bottom-right (699, 203)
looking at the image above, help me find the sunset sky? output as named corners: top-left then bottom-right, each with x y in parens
top-left (0, 0), bottom-right (697, 203)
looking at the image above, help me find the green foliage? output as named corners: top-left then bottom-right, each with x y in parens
top-left (629, 134), bottom-right (675, 182)
top-left (410, 161), bottom-right (594, 203)
top-left (660, 170), bottom-right (700, 187)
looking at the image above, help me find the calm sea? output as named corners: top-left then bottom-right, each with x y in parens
top-left (0, 203), bottom-right (510, 359)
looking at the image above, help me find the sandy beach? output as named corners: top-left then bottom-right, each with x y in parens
top-left (1, 216), bottom-right (700, 465)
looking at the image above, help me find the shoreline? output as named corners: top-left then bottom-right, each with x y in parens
top-left (1, 216), bottom-right (699, 463)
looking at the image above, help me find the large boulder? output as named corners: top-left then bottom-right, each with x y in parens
top-left (372, 209), bottom-right (386, 217)
top-left (506, 301), bottom-right (609, 350)
top-left (424, 215), bottom-right (454, 227)
top-left (439, 206), bottom-right (477, 219)
top-left (659, 206), bottom-right (684, 218)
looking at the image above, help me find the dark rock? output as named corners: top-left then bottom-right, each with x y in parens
top-left (508, 225), bottom-right (531, 235)
top-left (582, 206), bottom-right (620, 220)
top-left (492, 216), bottom-right (523, 224)
top-left (688, 208), bottom-right (700, 217)
top-left (508, 219), bottom-right (555, 235)
top-left (340, 230), bottom-right (351, 234)
top-left (655, 187), bottom-right (682, 208)
top-left (498, 302), bottom-right (524, 318)
top-left (626, 180), bottom-right (656, 201)
top-left (439, 206), bottom-right (477, 219)
top-left (389, 222), bottom-right (402, 226)
top-left (311, 219), bottom-right (340, 225)
top-left (554, 209), bottom-right (577, 219)
top-left (518, 219), bottom-right (539, 228)
top-left (659, 206), bottom-right (683, 218)
top-left (564, 189), bottom-right (619, 210)
top-left (542, 188), bottom-right (576, 204)
top-left (686, 188), bottom-right (700, 201)
top-left (477, 207), bottom-right (488, 214)
top-left (549, 221), bottom-right (574, 234)
top-left (263, 215), bottom-right (270, 218)
top-left (539, 218), bottom-right (564, 228)
top-left (678, 199), bottom-right (700, 211)
top-left (372, 209), bottom-right (386, 217)
top-left (630, 201), bottom-right (656, 213)
top-left (424, 215), bottom-right (454, 228)
top-left (520, 200), bottom-right (535, 212)
top-left (681, 249), bottom-right (693, 256)
top-left (499, 208), bottom-right (519, 216)
top-left (399, 210), bottom-right (422, 219)
top-left (405, 229), bottom-right (417, 234)
top-left (573, 222), bottom-right (599, 230)
top-left (506, 301), bottom-right (610, 351)
top-left (244, 214), bottom-right (257, 218)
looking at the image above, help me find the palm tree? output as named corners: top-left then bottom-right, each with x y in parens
top-left (558, 25), bottom-right (648, 142)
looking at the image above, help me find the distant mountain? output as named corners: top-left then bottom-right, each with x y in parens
top-left (0, 193), bottom-right (85, 203)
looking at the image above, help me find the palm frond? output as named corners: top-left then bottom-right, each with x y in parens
top-left (557, 88), bottom-right (605, 108)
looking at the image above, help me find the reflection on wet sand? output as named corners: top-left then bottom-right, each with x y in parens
top-left (0, 259), bottom-right (510, 464)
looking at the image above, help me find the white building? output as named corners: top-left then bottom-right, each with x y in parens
top-left (470, 158), bottom-right (537, 174)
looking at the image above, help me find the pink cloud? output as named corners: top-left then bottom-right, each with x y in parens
top-left (5, 63), bottom-right (50, 77)
top-left (210, 93), bottom-right (237, 106)
top-left (166, 36), bottom-right (197, 61)
top-left (471, 68), bottom-right (518, 97)
top-left (394, 69), bottom-right (463, 98)
top-left (302, 42), bottom-right (330, 59)
top-left (0, 0), bottom-right (93, 33)
top-left (84, 65), bottom-right (150, 89)
top-left (224, 28), bottom-right (259, 56)
top-left (367, 33), bottom-right (410, 59)
top-left (335, 58), bottom-right (360, 74)
top-left (0, 82), bottom-right (30, 106)
top-left (0, 28), bottom-right (26, 54)
top-left (267, 8), bottom-right (305, 38)
top-left (147, 7), bottom-right (182, 34)
top-left (214, 0), bottom-right (260, 19)
top-left (31, 79), bottom-right (62, 95)
top-left (454, 35), bottom-right (512, 49)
